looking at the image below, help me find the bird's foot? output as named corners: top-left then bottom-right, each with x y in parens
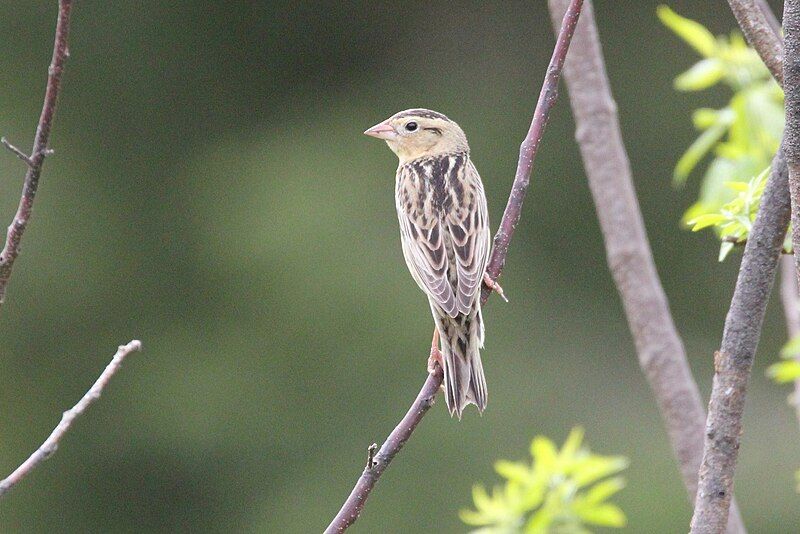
top-left (428, 329), bottom-right (442, 374)
top-left (483, 273), bottom-right (509, 302)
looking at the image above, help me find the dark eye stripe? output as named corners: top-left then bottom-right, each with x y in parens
top-left (423, 127), bottom-right (442, 135)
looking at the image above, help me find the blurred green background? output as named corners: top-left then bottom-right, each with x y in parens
top-left (0, 1), bottom-right (796, 532)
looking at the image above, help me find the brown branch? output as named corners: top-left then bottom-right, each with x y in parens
top-left (689, 147), bottom-right (790, 533)
top-left (324, 1), bottom-right (585, 531)
top-left (482, 0), bottom-right (584, 295)
top-left (0, 340), bottom-right (142, 498)
top-left (546, 1), bottom-right (747, 532)
top-left (324, 367), bottom-right (442, 533)
top-left (779, 255), bottom-right (800, 424)
top-left (681, 2), bottom-right (796, 530)
top-left (728, 0), bottom-right (785, 84)
top-left (0, 0), bottom-right (74, 304)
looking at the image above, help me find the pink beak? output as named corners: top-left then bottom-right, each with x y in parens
top-left (364, 121), bottom-right (397, 140)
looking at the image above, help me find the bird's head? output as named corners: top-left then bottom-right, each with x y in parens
top-left (364, 108), bottom-right (468, 163)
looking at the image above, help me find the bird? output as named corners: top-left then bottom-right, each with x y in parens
top-left (364, 108), bottom-right (500, 418)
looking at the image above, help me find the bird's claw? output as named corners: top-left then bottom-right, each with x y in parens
top-left (428, 329), bottom-right (442, 373)
top-left (483, 273), bottom-right (509, 302)
top-left (428, 347), bottom-right (443, 374)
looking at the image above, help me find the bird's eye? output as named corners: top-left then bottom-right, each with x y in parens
top-left (405, 121), bottom-right (418, 132)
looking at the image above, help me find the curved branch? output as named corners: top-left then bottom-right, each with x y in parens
top-left (0, 340), bottom-right (142, 498)
top-left (0, 0), bottom-right (74, 304)
top-left (546, 1), bottom-right (747, 532)
top-left (682, 2), bottom-right (795, 531)
top-left (690, 148), bottom-right (790, 533)
top-left (324, 1), bottom-right (585, 531)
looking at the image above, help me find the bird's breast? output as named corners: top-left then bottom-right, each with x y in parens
top-left (397, 153), bottom-right (468, 223)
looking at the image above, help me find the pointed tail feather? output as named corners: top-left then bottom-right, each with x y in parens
top-left (432, 303), bottom-right (488, 418)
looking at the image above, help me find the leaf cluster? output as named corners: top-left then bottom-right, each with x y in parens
top-left (657, 5), bottom-right (783, 261)
top-left (460, 428), bottom-right (628, 534)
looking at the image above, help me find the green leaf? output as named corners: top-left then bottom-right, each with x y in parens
top-left (781, 336), bottom-right (800, 358)
top-left (524, 506), bottom-right (553, 534)
top-left (583, 477), bottom-right (626, 505)
top-left (689, 213), bottom-right (725, 231)
top-left (572, 455), bottom-right (629, 488)
top-left (559, 427), bottom-right (585, 462)
top-left (725, 181), bottom-right (750, 192)
top-left (766, 360), bottom-right (800, 383)
top-left (495, 460), bottom-right (530, 484)
top-left (718, 241), bottom-right (735, 262)
top-left (458, 508), bottom-right (487, 527)
top-left (692, 108), bottom-right (724, 129)
top-left (530, 436), bottom-right (558, 474)
top-left (576, 503), bottom-right (627, 527)
top-left (675, 58), bottom-right (726, 91)
top-left (657, 5), bottom-right (717, 57)
top-left (471, 484), bottom-right (493, 513)
top-left (674, 121), bottom-right (729, 185)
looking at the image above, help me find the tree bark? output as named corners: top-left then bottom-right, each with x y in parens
top-left (547, 1), bottom-right (746, 532)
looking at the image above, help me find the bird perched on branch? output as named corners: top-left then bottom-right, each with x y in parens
top-left (365, 109), bottom-right (501, 418)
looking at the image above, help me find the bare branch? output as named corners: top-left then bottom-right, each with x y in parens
top-left (690, 148), bottom-right (790, 533)
top-left (728, 0), bottom-right (785, 83)
top-left (677, 2), bottom-right (796, 530)
top-left (482, 0), bottom-right (585, 298)
top-left (324, 367), bottom-right (442, 534)
top-left (0, 0), bottom-right (74, 304)
top-left (0, 340), bottom-right (142, 498)
top-left (546, 1), bottom-right (747, 532)
top-left (325, 1), bottom-right (585, 531)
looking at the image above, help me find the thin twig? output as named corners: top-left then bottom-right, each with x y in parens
top-left (728, 0), bottom-right (785, 84)
top-left (546, 1), bottom-right (747, 532)
top-left (482, 0), bottom-right (584, 298)
top-left (324, 1), bottom-right (585, 531)
top-left (0, 340), bottom-right (142, 498)
top-left (325, 367), bottom-right (442, 533)
top-left (690, 147), bottom-right (790, 533)
top-left (0, 0), bottom-right (74, 304)
top-left (779, 255), bottom-right (800, 424)
top-left (1, 137), bottom-right (33, 167)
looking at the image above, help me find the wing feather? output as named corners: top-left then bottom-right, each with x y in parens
top-left (448, 160), bottom-right (490, 315)
top-left (396, 165), bottom-right (458, 317)
top-left (395, 156), bottom-right (489, 319)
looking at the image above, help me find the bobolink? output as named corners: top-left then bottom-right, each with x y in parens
top-left (365, 109), bottom-right (491, 418)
